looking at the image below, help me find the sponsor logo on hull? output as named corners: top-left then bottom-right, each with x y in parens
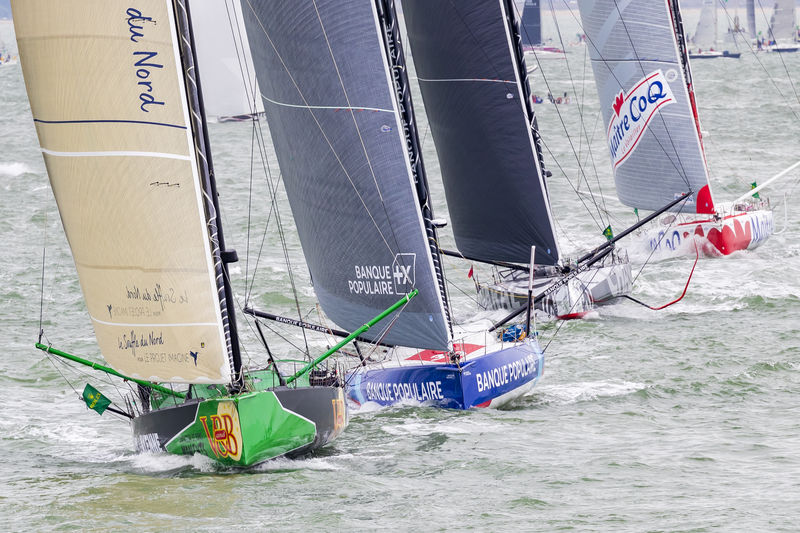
top-left (647, 211), bottom-right (774, 256)
top-left (346, 345), bottom-right (544, 409)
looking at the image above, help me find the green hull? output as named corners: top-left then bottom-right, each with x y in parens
top-left (132, 386), bottom-right (347, 467)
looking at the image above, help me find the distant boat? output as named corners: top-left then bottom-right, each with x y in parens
top-left (688, 0), bottom-right (740, 59)
top-left (240, 0), bottom-right (546, 410)
top-left (723, 10), bottom-right (749, 54)
top-left (521, 0), bottom-right (566, 59)
top-left (577, 0), bottom-right (776, 258)
top-left (14, 0), bottom-right (348, 466)
top-left (765, 0), bottom-right (799, 52)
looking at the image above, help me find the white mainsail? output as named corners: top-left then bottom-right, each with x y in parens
top-left (693, 0), bottom-right (718, 50)
top-left (14, 0), bottom-right (233, 383)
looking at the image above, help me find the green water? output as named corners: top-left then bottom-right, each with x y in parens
top-left (1, 13), bottom-right (800, 532)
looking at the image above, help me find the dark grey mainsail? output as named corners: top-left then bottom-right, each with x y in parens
top-left (402, 0), bottom-right (560, 265)
top-left (521, 0), bottom-right (542, 47)
top-left (241, 0), bottom-right (451, 349)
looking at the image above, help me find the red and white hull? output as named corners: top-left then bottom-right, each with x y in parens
top-left (637, 208), bottom-right (773, 258)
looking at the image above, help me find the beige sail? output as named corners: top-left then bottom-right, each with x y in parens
top-left (13, 0), bottom-right (232, 383)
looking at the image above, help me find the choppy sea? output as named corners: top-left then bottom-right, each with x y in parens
top-left (1, 9), bottom-right (800, 532)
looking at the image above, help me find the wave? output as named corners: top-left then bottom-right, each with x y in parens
top-left (0, 162), bottom-right (32, 177)
top-left (534, 379), bottom-right (647, 405)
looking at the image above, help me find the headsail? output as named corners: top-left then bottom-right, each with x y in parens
top-left (521, 0), bottom-right (543, 47)
top-left (403, 0), bottom-right (560, 265)
top-left (577, 0), bottom-right (715, 214)
top-left (241, 0), bottom-right (451, 350)
top-left (14, 0), bottom-right (234, 383)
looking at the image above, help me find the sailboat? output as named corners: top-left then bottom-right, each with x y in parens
top-left (577, 0), bottom-right (775, 258)
top-left (724, 8), bottom-right (749, 52)
top-left (12, 0), bottom-right (364, 467)
top-left (765, 0), bottom-right (799, 52)
top-left (401, 0), bottom-right (632, 318)
top-left (689, 0), bottom-right (741, 58)
top-left (521, 0), bottom-right (566, 58)
top-left (239, 0), bottom-right (545, 409)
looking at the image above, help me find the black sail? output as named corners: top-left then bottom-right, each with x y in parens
top-left (403, 0), bottom-right (560, 265)
top-left (521, 0), bottom-right (543, 46)
top-left (241, 0), bottom-right (451, 349)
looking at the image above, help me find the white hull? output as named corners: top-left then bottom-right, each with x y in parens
top-left (632, 206), bottom-right (773, 259)
top-left (474, 252), bottom-right (632, 318)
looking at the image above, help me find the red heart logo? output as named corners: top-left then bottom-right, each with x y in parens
top-left (612, 92), bottom-right (624, 116)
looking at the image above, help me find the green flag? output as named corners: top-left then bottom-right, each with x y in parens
top-left (82, 384), bottom-right (111, 415)
top-left (751, 182), bottom-right (760, 199)
top-left (603, 225), bottom-right (614, 241)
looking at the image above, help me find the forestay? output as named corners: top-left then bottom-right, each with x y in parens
top-left (403, 0), bottom-right (560, 265)
top-left (14, 0), bottom-right (234, 382)
top-left (241, 0), bottom-right (451, 350)
top-left (577, 0), bottom-right (716, 214)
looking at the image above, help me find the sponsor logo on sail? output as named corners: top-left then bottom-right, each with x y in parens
top-left (347, 253), bottom-right (416, 296)
top-left (607, 70), bottom-right (675, 169)
top-left (126, 8), bottom-right (165, 113)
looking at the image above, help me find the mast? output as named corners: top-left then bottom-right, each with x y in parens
top-left (174, 0), bottom-right (242, 381)
top-left (374, 0), bottom-right (453, 339)
top-left (669, 0), bottom-right (708, 158)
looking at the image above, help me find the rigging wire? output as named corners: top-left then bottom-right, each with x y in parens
top-left (220, 1), bottom-right (313, 361)
top-left (512, 2), bottom-right (611, 233)
top-left (546, 0), bottom-right (610, 226)
top-left (242, 0), bottom-right (417, 276)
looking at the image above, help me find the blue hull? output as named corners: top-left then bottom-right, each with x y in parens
top-left (346, 341), bottom-right (544, 409)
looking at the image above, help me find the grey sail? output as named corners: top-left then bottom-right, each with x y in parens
top-left (403, 0), bottom-right (560, 265)
top-left (692, 0), bottom-right (717, 50)
top-left (241, 0), bottom-right (451, 350)
top-left (521, 0), bottom-right (542, 47)
top-left (769, 0), bottom-right (796, 42)
top-left (577, 0), bottom-right (716, 214)
top-left (746, 0), bottom-right (757, 37)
